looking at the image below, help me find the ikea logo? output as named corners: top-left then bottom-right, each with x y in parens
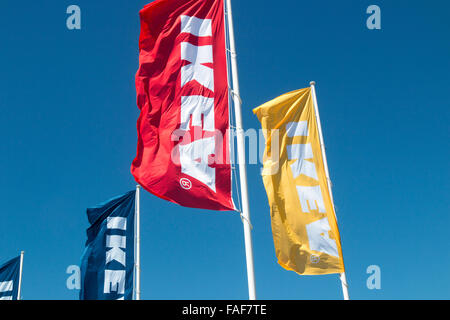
top-left (103, 217), bottom-right (127, 300)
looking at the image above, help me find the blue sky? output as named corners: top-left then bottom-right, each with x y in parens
top-left (0, 0), bottom-right (449, 300)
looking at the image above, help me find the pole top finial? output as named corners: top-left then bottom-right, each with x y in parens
top-left (310, 81), bottom-right (316, 86)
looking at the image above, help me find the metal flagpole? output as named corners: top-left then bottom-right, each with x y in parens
top-left (135, 185), bottom-right (141, 300)
top-left (310, 81), bottom-right (350, 300)
top-left (225, 0), bottom-right (257, 300)
top-left (17, 251), bottom-right (24, 300)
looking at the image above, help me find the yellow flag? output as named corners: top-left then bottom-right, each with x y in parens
top-left (253, 87), bottom-right (345, 275)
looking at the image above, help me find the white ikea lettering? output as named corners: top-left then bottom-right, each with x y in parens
top-left (286, 121), bottom-right (308, 137)
top-left (287, 121), bottom-right (317, 180)
top-left (106, 235), bottom-right (126, 266)
top-left (287, 143), bottom-right (318, 180)
top-left (287, 121), bottom-right (324, 212)
top-left (178, 16), bottom-right (216, 192)
top-left (0, 280), bottom-right (13, 292)
top-left (287, 122), bottom-right (339, 258)
top-left (180, 95), bottom-right (215, 131)
top-left (306, 218), bottom-right (339, 257)
top-left (106, 217), bottom-right (127, 230)
top-left (104, 217), bottom-right (127, 298)
top-left (0, 281), bottom-right (13, 300)
top-left (296, 185), bottom-right (326, 213)
top-left (179, 136), bottom-right (216, 192)
top-left (103, 270), bottom-right (126, 295)
top-left (181, 42), bottom-right (214, 91)
top-left (181, 15), bottom-right (212, 37)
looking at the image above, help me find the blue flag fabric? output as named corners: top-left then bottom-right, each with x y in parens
top-left (80, 190), bottom-right (136, 300)
top-left (0, 256), bottom-right (20, 300)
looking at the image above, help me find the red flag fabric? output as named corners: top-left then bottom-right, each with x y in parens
top-left (131, 0), bottom-right (235, 211)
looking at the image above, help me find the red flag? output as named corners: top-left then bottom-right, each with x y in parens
top-left (131, 0), bottom-right (234, 211)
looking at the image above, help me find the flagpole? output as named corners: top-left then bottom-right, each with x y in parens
top-left (225, 0), bottom-right (257, 300)
top-left (310, 81), bottom-right (350, 300)
top-left (17, 251), bottom-right (24, 300)
top-left (135, 185), bottom-right (141, 300)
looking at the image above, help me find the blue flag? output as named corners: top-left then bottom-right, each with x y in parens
top-left (0, 256), bottom-right (21, 300)
top-left (80, 190), bottom-right (136, 300)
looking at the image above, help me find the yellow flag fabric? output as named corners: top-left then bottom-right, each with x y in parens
top-left (253, 87), bottom-right (345, 275)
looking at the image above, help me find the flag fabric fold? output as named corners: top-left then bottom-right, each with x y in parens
top-left (253, 88), bottom-right (345, 275)
top-left (131, 0), bottom-right (234, 211)
top-left (0, 256), bottom-right (20, 300)
top-left (80, 191), bottom-right (136, 300)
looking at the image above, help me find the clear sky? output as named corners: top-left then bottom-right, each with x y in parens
top-left (0, 0), bottom-right (449, 300)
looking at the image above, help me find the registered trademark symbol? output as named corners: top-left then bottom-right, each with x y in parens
top-left (310, 254), bottom-right (320, 264)
top-left (180, 178), bottom-right (192, 190)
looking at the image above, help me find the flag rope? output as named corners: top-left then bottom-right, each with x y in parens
top-left (240, 213), bottom-right (253, 230)
top-left (224, 3), bottom-right (243, 215)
